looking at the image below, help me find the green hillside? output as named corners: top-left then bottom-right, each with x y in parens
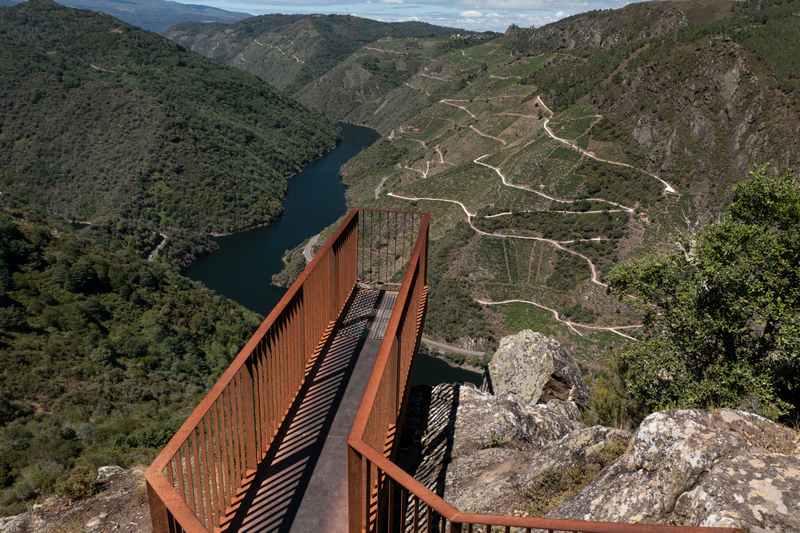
top-left (0, 0), bottom-right (250, 33)
top-left (0, 207), bottom-right (263, 516)
top-left (0, 0), bottom-right (339, 235)
top-left (163, 14), bottom-right (488, 95)
top-left (275, 0), bottom-right (800, 363)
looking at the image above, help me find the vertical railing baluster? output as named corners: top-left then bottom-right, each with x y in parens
top-left (212, 400), bottom-right (225, 520)
top-left (414, 496), bottom-right (420, 533)
top-left (174, 451), bottom-right (186, 503)
top-left (242, 359), bottom-right (257, 473)
top-left (222, 388), bottom-right (233, 506)
top-left (198, 417), bottom-right (212, 530)
top-left (365, 458), bottom-right (372, 533)
top-left (225, 386), bottom-right (238, 499)
top-left (181, 443), bottom-right (195, 516)
top-left (189, 428), bottom-right (205, 522)
top-left (376, 467), bottom-right (384, 533)
top-left (233, 372), bottom-right (244, 484)
top-left (387, 477), bottom-right (395, 533)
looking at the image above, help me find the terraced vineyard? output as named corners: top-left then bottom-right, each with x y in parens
top-left (197, 3), bottom-right (800, 359)
top-left (318, 41), bottom-right (671, 356)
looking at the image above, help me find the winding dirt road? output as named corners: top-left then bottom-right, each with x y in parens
top-left (477, 299), bottom-right (641, 341)
top-left (537, 97), bottom-right (676, 195)
top-left (384, 95), bottom-right (668, 337)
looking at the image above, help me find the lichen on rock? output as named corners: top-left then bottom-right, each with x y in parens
top-left (547, 409), bottom-right (800, 532)
top-left (488, 330), bottom-right (591, 407)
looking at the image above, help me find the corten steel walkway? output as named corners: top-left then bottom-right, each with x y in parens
top-left (146, 209), bottom-right (744, 533)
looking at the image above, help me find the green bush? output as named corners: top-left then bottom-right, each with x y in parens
top-left (56, 466), bottom-right (97, 501)
top-left (607, 165), bottom-right (800, 419)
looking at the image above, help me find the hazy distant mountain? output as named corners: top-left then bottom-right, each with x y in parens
top-left (0, 0), bottom-right (249, 32)
top-left (164, 14), bottom-right (485, 94)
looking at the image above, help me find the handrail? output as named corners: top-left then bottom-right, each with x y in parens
top-left (348, 440), bottom-right (743, 533)
top-left (145, 208), bottom-right (428, 533)
top-left (146, 209), bottom-right (363, 532)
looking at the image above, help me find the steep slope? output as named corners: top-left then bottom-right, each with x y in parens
top-left (0, 0), bottom-right (250, 33)
top-left (0, 0), bottom-right (339, 235)
top-left (507, 0), bottom-right (800, 212)
top-left (0, 207), bottom-right (263, 517)
top-left (276, 0), bottom-right (800, 358)
top-left (162, 14), bottom-right (484, 95)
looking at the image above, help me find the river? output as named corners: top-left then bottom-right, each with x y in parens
top-left (186, 123), bottom-right (482, 388)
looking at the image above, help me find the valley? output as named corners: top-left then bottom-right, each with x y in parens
top-left (1, 0), bottom-right (799, 521)
top-left (213, 0), bottom-right (798, 361)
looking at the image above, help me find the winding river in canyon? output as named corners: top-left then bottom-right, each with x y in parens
top-left (186, 123), bottom-right (483, 387)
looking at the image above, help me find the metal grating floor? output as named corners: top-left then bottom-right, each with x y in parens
top-left (337, 289), bottom-right (397, 340)
top-left (223, 289), bottom-right (398, 533)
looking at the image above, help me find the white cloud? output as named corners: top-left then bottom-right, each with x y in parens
top-left (180, 0), bottom-right (632, 33)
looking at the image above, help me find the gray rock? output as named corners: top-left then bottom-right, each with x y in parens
top-left (403, 383), bottom-right (614, 516)
top-left (488, 330), bottom-right (590, 407)
top-left (95, 465), bottom-right (125, 484)
top-left (674, 452), bottom-right (800, 532)
top-left (547, 408), bottom-right (800, 532)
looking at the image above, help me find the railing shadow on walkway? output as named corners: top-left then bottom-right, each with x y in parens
top-left (146, 209), bottom-right (427, 533)
top-left (225, 319), bottom-right (367, 531)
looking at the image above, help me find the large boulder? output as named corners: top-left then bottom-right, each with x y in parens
top-left (548, 409), bottom-right (800, 532)
top-left (488, 330), bottom-right (591, 407)
top-left (402, 383), bottom-right (622, 516)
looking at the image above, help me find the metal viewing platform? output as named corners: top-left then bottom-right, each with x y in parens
top-left (145, 209), bottom-right (743, 533)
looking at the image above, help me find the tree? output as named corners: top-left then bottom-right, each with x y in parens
top-left (606, 165), bottom-right (799, 419)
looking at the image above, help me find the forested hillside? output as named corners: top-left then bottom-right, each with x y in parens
top-left (0, 0), bottom-right (250, 33)
top-left (163, 14), bottom-right (485, 95)
top-left (0, 2), bottom-right (342, 515)
top-left (268, 0), bottom-right (800, 366)
top-left (0, 0), bottom-right (339, 235)
top-left (0, 206), bottom-right (263, 516)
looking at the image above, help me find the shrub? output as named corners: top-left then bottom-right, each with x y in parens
top-left (56, 466), bottom-right (97, 500)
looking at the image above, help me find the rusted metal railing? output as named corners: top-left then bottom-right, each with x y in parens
top-left (145, 209), bottom-right (427, 533)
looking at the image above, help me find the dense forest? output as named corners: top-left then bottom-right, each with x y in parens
top-left (0, 206), bottom-right (263, 515)
top-left (0, 0), bottom-right (346, 516)
top-left (0, 0), bottom-right (250, 33)
top-left (0, 0), bottom-right (340, 235)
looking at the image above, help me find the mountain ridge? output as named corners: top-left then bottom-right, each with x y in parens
top-left (0, 0), bottom-right (250, 32)
top-left (0, 0), bottom-right (339, 235)
top-left (163, 14), bottom-right (489, 95)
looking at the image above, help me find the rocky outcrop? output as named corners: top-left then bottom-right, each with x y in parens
top-left (404, 389), bottom-right (800, 531)
top-left (548, 409), bottom-right (800, 532)
top-left (488, 330), bottom-right (591, 407)
top-left (402, 382), bottom-right (623, 516)
top-left (402, 329), bottom-right (799, 533)
top-left (506, 3), bottom-right (688, 55)
top-left (0, 467), bottom-right (150, 533)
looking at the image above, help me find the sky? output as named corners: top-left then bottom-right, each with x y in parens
top-left (183, 0), bottom-right (632, 33)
